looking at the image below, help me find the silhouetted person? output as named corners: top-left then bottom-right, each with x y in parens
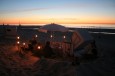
top-left (31, 37), bottom-right (37, 45)
top-left (43, 41), bottom-right (54, 58)
top-left (28, 40), bottom-right (33, 51)
top-left (28, 37), bottom-right (37, 52)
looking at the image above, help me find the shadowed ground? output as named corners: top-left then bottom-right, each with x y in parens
top-left (0, 28), bottom-right (115, 76)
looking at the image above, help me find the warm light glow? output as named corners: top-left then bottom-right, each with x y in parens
top-left (37, 46), bottom-right (41, 49)
top-left (35, 35), bottom-right (38, 38)
top-left (23, 43), bottom-right (25, 46)
top-left (17, 41), bottom-right (20, 44)
top-left (63, 36), bottom-right (66, 39)
top-left (17, 36), bottom-right (20, 39)
top-left (1, 16), bottom-right (115, 25)
top-left (0, 0), bottom-right (115, 25)
top-left (50, 35), bottom-right (53, 38)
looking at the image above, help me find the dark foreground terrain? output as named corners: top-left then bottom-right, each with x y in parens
top-left (0, 27), bottom-right (115, 76)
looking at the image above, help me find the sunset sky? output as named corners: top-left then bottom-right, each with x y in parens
top-left (0, 0), bottom-right (115, 24)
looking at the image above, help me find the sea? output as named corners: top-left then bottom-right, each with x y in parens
top-left (20, 24), bottom-right (115, 34)
top-left (0, 24), bottom-right (115, 35)
top-left (13, 24), bottom-right (115, 29)
top-left (63, 24), bottom-right (115, 29)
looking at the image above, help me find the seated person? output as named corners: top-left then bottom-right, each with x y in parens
top-left (28, 37), bottom-right (37, 50)
top-left (43, 41), bottom-right (54, 58)
top-left (31, 37), bottom-right (37, 45)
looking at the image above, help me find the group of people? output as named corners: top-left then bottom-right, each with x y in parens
top-left (28, 37), bottom-right (37, 51)
top-left (27, 37), bottom-right (54, 58)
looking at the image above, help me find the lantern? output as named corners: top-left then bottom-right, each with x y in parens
top-left (35, 35), bottom-right (38, 38)
top-left (63, 35), bottom-right (66, 39)
top-left (37, 46), bottom-right (41, 50)
top-left (50, 35), bottom-right (53, 38)
top-left (23, 42), bottom-right (25, 46)
top-left (17, 41), bottom-right (20, 44)
top-left (17, 36), bottom-right (20, 39)
top-left (16, 36), bottom-right (20, 51)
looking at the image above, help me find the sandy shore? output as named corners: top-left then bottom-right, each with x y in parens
top-left (0, 38), bottom-right (75, 76)
top-left (0, 28), bottom-right (115, 76)
top-left (76, 33), bottom-right (115, 76)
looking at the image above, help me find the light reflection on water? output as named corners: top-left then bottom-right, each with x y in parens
top-left (89, 32), bottom-right (115, 35)
top-left (62, 24), bottom-right (115, 29)
top-left (19, 24), bottom-right (115, 29)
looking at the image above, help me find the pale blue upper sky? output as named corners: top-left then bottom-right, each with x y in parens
top-left (0, 0), bottom-right (115, 24)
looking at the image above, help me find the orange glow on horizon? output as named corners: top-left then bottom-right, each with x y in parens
top-left (0, 17), bottom-right (115, 25)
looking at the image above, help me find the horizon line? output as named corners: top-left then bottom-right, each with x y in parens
top-left (0, 23), bottom-right (115, 25)
top-left (0, 23), bottom-right (115, 26)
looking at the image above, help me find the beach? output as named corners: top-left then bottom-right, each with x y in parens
top-left (0, 0), bottom-right (115, 75)
top-left (76, 29), bottom-right (115, 76)
top-left (0, 27), bottom-right (115, 76)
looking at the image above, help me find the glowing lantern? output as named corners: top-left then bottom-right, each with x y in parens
top-left (17, 41), bottom-right (20, 44)
top-left (23, 43), bottom-right (25, 46)
top-left (63, 35), bottom-right (66, 39)
top-left (17, 36), bottom-right (20, 39)
top-left (50, 35), bottom-right (53, 38)
top-left (37, 46), bottom-right (41, 50)
top-left (35, 35), bottom-right (38, 38)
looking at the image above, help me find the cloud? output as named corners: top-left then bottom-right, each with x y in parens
top-left (0, 3), bottom-right (92, 14)
top-left (0, 7), bottom-right (49, 14)
top-left (41, 18), bottom-right (78, 20)
top-left (0, 2), bottom-right (114, 14)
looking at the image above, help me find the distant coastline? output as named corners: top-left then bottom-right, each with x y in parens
top-left (0, 24), bottom-right (115, 29)
top-left (0, 24), bottom-right (115, 35)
